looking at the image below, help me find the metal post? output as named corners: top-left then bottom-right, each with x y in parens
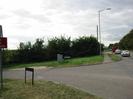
top-left (97, 25), bottom-right (99, 41)
top-left (32, 69), bottom-right (34, 85)
top-left (98, 8), bottom-right (111, 55)
top-left (0, 49), bottom-right (3, 89)
top-left (25, 69), bottom-right (26, 84)
top-left (98, 11), bottom-right (101, 55)
top-left (25, 68), bottom-right (34, 85)
top-left (0, 25), bottom-right (3, 89)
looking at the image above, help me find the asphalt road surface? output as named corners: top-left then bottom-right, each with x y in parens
top-left (4, 56), bottom-right (133, 99)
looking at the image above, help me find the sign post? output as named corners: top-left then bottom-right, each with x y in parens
top-left (0, 25), bottom-right (7, 89)
top-left (0, 25), bottom-right (3, 89)
top-left (25, 68), bottom-right (34, 85)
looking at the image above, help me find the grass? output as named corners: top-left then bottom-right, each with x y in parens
top-left (108, 53), bottom-right (121, 61)
top-left (5, 55), bottom-right (104, 69)
top-left (0, 79), bottom-right (101, 99)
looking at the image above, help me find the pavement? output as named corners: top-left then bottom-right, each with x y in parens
top-left (3, 54), bottom-right (133, 99)
top-left (130, 51), bottom-right (133, 59)
top-left (103, 52), bottom-right (113, 64)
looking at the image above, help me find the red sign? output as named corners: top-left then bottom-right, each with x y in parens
top-left (0, 37), bottom-right (7, 48)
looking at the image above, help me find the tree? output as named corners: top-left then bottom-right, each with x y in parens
top-left (71, 36), bottom-right (100, 57)
top-left (47, 36), bottom-right (71, 60)
top-left (17, 38), bottom-right (46, 62)
top-left (2, 50), bottom-right (18, 64)
top-left (31, 38), bottom-right (46, 61)
top-left (17, 42), bottom-right (32, 62)
top-left (119, 29), bottom-right (133, 50)
top-left (108, 44), bottom-right (113, 49)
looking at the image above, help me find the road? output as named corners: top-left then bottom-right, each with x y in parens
top-left (4, 56), bottom-right (133, 99)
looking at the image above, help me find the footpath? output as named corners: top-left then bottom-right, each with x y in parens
top-left (103, 52), bottom-right (113, 64)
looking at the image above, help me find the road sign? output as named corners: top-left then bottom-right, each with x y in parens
top-left (0, 37), bottom-right (7, 48)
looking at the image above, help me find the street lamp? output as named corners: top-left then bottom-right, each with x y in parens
top-left (98, 8), bottom-right (111, 55)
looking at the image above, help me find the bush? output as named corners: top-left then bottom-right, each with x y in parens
top-left (71, 36), bottom-right (100, 57)
top-left (47, 36), bottom-right (71, 60)
top-left (3, 36), bottom-right (101, 65)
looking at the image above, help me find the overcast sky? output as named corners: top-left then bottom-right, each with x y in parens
top-left (0, 0), bottom-right (133, 49)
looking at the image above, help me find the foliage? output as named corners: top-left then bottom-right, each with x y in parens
top-left (31, 39), bottom-right (47, 61)
top-left (71, 36), bottom-right (100, 57)
top-left (108, 43), bottom-right (119, 49)
top-left (119, 29), bottom-right (133, 50)
top-left (2, 50), bottom-right (18, 64)
top-left (3, 36), bottom-right (101, 65)
top-left (47, 36), bottom-right (71, 60)
top-left (108, 44), bottom-right (113, 49)
top-left (17, 39), bottom-right (47, 63)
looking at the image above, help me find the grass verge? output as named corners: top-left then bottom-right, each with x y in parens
top-left (108, 53), bottom-right (121, 61)
top-left (5, 55), bottom-right (104, 69)
top-left (0, 79), bottom-right (101, 99)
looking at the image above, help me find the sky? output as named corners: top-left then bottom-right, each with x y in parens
top-left (0, 0), bottom-right (133, 49)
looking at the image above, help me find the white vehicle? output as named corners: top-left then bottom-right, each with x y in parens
top-left (121, 50), bottom-right (130, 57)
top-left (115, 49), bottom-right (121, 54)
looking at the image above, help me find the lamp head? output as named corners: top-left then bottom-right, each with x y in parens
top-left (106, 8), bottom-right (111, 10)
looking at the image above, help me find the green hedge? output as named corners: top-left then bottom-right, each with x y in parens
top-left (3, 36), bottom-right (101, 65)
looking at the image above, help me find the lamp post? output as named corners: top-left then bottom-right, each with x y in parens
top-left (98, 8), bottom-right (111, 55)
